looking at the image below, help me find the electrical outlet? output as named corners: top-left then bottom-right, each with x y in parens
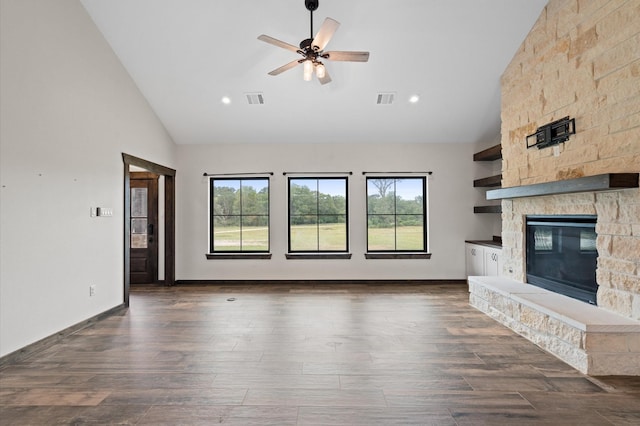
top-left (89, 285), bottom-right (96, 297)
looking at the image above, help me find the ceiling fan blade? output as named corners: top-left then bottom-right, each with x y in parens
top-left (258, 35), bottom-right (300, 53)
top-left (324, 51), bottom-right (370, 62)
top-left (268, 59), bottom-right (302, 76)
top-left (318, 68), bottom-right (332, 85)
top-left (312, 17), bottom-right (340, 51)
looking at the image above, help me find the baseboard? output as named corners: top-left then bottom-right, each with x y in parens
top-left (174, 279), bottom-right (467, 286)
top-left (0, 303), bottom-right (127, 367)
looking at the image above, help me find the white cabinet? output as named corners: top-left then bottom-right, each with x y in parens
top-left (466, 243), bottom-right (502, 276)
top-left (466, 244), bottom-right (485, 276)
top-left (483, 246), bottom-right (502, 276)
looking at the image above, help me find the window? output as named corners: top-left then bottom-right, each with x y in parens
top-left (288, 177), bottom-right (348, 252)
top-left (209, 178), bottom-right (269, 253)
top-left (366, 177), bottom-right (427, 252)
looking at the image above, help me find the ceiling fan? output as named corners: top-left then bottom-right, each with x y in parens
top-left (258, 0), bottom-right (370, 85)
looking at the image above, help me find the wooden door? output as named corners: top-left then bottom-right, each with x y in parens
top-left (130, 173), bottom-right (159, 284)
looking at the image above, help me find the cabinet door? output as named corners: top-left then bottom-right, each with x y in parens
top-left (484, 247), bottom-right (501, 276)
top-left (466, 244), bottom-right (485, 276)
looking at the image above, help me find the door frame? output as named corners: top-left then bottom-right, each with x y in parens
top-left (122, 153), bottom-right (176, 306)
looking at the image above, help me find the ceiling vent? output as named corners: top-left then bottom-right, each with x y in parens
top-left (245, 93), bottom-right (265, 105)
top-left (376, 92), bottom-right (395, 105)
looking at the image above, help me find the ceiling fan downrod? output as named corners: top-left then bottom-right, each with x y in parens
top-left (300, 0), bottom-right (323, 62)
top-left (305, 0), bottom-right (319, 39)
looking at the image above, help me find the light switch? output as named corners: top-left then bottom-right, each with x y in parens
top-left (96, 207), bottom-right (114, 217)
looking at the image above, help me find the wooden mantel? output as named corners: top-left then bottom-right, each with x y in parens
top-left (486, 173), bottom-right (639, 200)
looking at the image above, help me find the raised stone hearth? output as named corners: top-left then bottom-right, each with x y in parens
top-left (469, 276), bottom-right (640, 375)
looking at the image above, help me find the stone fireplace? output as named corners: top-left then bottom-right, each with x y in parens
top-left (469, 0), bottom-right (640, 375)
top-left (470, 187), bottom-right (640, 375)
top-left (525, 214), bottom-right (598, 305)
top-left (503, 189), bottom-right (639, 318)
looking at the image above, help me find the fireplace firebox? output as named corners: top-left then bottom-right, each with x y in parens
top-left (526, 215), bottom-right (598, 305)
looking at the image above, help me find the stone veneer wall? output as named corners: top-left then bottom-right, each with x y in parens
top-left (499, 0), bottom-right (640, 320)
top-left (502, 189), bottom-right (640, 320)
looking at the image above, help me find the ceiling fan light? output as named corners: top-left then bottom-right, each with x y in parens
top-left (315, 63), bottom-right (326, 79)
top-left (303, 60), bottom-right (313, 81)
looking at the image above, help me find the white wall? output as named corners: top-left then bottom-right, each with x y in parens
top-left (177, 142), bottom-right (485, 280)
top-left (0, 0), bottom-right (176, 357)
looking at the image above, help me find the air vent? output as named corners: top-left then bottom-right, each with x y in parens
top-left (245, 93), bottom-right (265, 105)
top-left (376, 92), bottom-right (395, 105)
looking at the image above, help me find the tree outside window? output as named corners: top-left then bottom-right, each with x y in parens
top-left (367, 177), bottom-right (426, 252)
top-left (288, 178), bottom-right (348, 252)
top-left (210, 178), bottom-right (269, 252)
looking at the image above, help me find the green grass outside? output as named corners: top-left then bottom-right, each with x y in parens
top-left (212, 224), bottom-right (424, 251)
top-left (289, 223), bottom-right (347, 251)
top-left (367, 225), bottom-right (424, 250)
top-left (212, 226), bottom-right (268, 251)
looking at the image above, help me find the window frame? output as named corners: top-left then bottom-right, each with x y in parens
top-left (365, 176), bottom-right (429, 254)
top-left (208, 176), bottom-right (270, 255)
top-left (287, 176), bottom-right (350, 254)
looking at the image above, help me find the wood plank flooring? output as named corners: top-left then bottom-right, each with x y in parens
top-left (1, 283), bottom-right (639, 425)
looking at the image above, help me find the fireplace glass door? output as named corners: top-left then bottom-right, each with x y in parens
top-left (526, 215), bottom-right (598, 305)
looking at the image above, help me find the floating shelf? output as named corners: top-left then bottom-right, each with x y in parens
top-left (474, 205), bottom-right (502, 214)
top-left (487, 173), bottom-right (639, 200)
top-left (473, 144), bottom-right (502, 215)
top-left (473, 144), bottom-right (502, 161)
top-left (474, 174), bottom-right (502, 188)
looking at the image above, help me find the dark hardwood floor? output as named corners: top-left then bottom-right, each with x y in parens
top-left (1, 283), bottom-right (639, 425)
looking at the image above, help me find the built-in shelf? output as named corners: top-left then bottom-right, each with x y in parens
top-left (487, 173), bottom-right (639, 200)
top-left (474, 205), bottom-right (502, 214)
top-left (473, 174), bottom-right (502, 188)
top-left (473, 144), bottom-right (502, 161)
top-left (473, 144), bottom-right (502, 213)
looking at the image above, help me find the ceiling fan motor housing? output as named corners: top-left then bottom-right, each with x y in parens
top-left (299, 38), bottom-right (313, 50)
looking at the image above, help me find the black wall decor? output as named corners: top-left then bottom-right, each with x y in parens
top-left (526, 116), bottom-right (576, 149)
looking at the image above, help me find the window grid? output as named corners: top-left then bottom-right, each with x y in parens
top-left (209, 177), bottom-right (270, 253)
top-left (288, 177), bottom-right (349, 253)
top-left (366, 177), bottom-right (427, 252)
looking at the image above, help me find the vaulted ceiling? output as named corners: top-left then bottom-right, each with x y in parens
top-left (80, 0), bottom-right (547, 145)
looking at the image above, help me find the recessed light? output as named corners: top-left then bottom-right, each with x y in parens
top-left (221, 96), bottom-right (231, 105)
top-left (409, 94), bottom-right (420, 103)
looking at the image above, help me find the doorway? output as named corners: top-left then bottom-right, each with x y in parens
top-left (130, 172), bottom-right (159, 284)
top-left (123, 153), bottom-right (176, 306)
